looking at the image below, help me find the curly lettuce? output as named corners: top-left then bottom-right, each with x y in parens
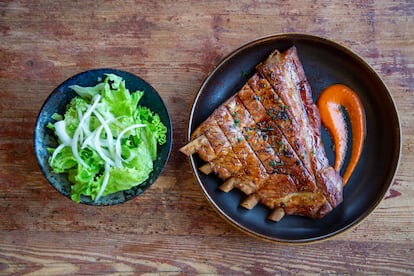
top-left (47, 74), bottom-right (167, 203)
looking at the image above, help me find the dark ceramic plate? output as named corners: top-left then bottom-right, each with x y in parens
top-left (188, 34), bottom-right (401, 243)
top-left (34, 68), bottom-right (172, 205)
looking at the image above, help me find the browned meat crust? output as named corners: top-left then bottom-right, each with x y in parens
top-left (181, 46), bottom-right (343, 220)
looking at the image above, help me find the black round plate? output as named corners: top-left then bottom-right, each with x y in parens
top-left (34, 68), bottom-right (173, 205)
top-left (188, 34), bottom-right (401, 243)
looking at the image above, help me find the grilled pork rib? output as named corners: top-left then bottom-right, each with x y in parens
top-left (181, 46), bottom-right (343, 220)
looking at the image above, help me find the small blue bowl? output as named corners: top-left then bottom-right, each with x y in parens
top-left (34, 69), bottom-right (173, 205)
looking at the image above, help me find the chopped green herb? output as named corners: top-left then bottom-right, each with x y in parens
top-left (261, 125), bottom-right (274, 132)
top-left (233, 118), bottom-right (240, 127)
top-left (275, 110), bottom-right (289, 121)
top-left (266, 108), bottom-right (276, 116)
top-left (269, 160), bottom-right (284, 167)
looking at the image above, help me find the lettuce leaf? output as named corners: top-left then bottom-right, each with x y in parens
top-left (48, 73), bottom-right (167, 203)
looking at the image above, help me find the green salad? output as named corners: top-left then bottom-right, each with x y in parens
top-left (47, 74), bottom-right (167, 203)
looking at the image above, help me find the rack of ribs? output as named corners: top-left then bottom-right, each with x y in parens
top-left (180, 46), bottom-right (343, 221)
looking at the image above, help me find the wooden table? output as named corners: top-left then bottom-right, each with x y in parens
top-left (1, 1), bottom-right (413, 274)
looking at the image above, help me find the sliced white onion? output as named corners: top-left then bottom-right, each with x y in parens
top-left (54, 120), bottom-right (72, 146)
top-left (93, 124), bottom-right (116, 167)
top-left (50, 143), bottom-right (66, 165)
top-left (71, 95), bottom-right (101, 168)
top-left (95, 162), bottom-right (110, 201)
top-left (114, 123), bottom-right (146, 167)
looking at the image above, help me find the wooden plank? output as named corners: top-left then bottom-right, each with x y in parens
top-left (0, 0), bottom-right (413, 274)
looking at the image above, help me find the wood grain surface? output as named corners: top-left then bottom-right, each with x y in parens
top-left (1, 0), bottom-right (413, 274)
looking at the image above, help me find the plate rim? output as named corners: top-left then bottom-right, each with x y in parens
top-left (186, 33), bottom-right (402, 243)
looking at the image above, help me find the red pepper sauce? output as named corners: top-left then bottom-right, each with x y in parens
top-left (317, 84), bottom-right (365, 186)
